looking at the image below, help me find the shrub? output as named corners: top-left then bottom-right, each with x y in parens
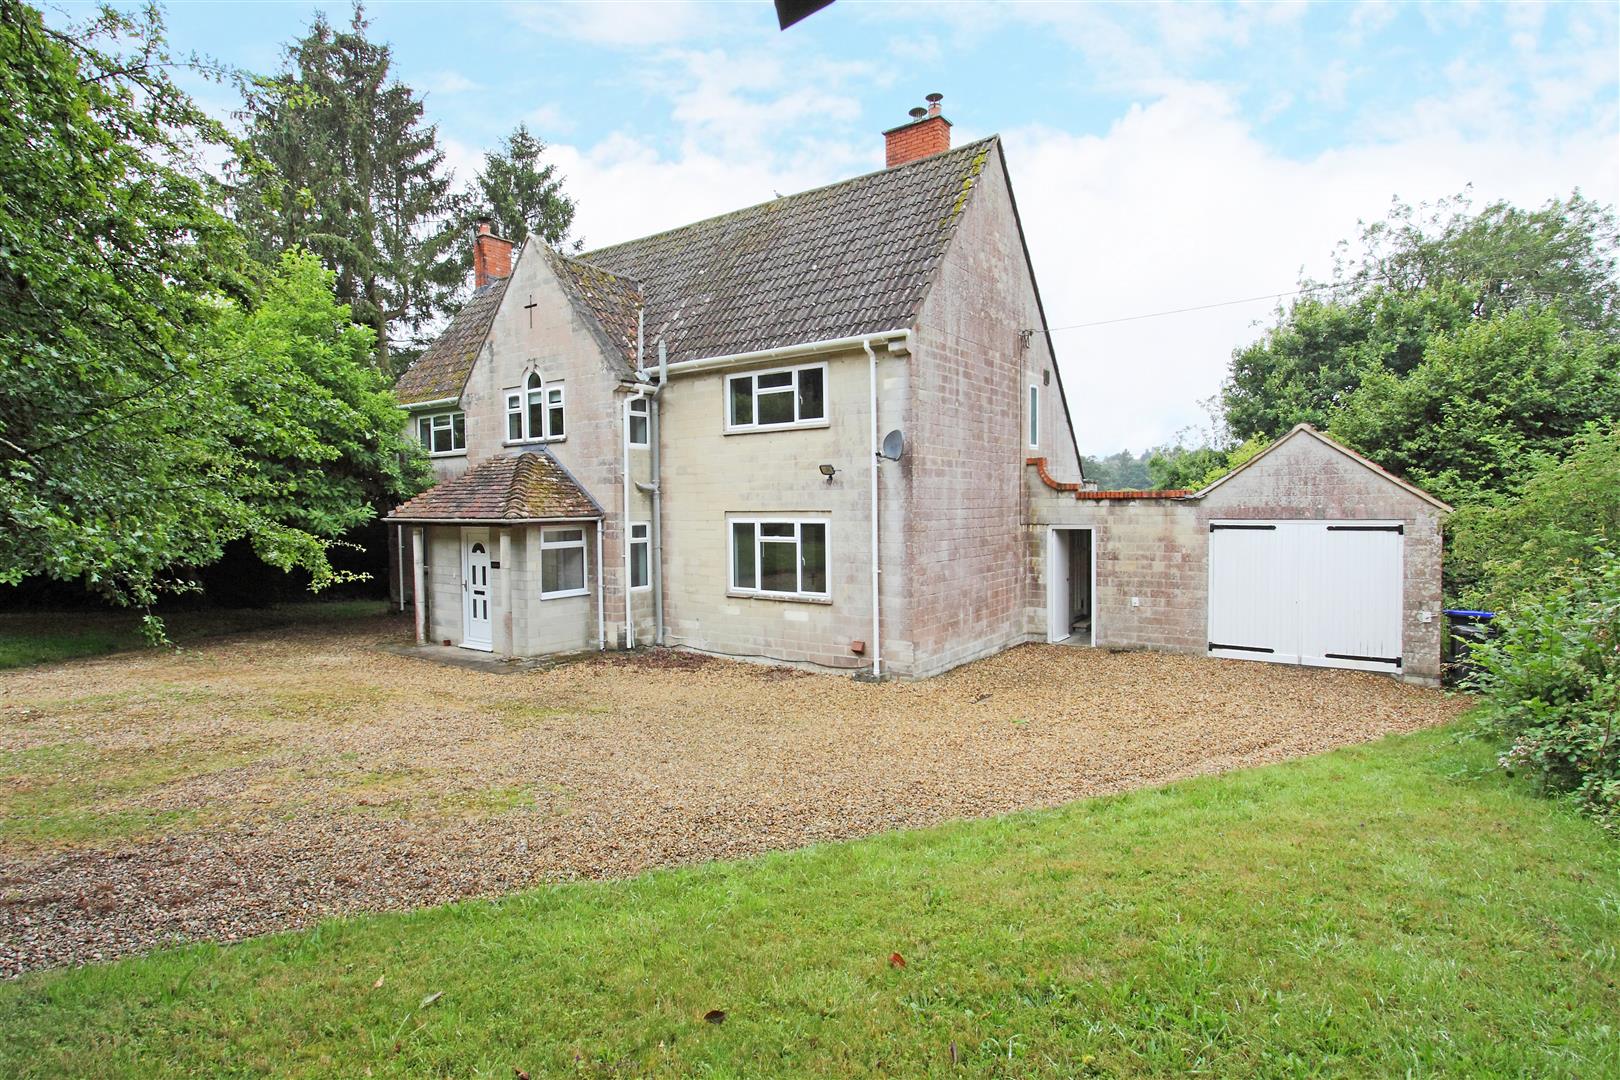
top-left (1470, 554), bottom-right (1620, 834)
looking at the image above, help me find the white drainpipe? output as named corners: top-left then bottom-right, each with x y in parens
top-left (864, 336), bottom-right (883, 680)
top-left (595, 522), bottom-right (605, 650)
top-left (621, 391), bottom-right (634, 648)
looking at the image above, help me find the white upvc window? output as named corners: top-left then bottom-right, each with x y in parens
top-left (416, 410), bottom-right (466, 455)
top-left (728, 518), bottom-right (829, 599)
top-left (627, 396), bottom-right (650, 448)
top-left (1028, 383), bottom-right (1040, 449)
top-left (725, 362), bottom-right (827, 432)
top-left (629, 522), bottom-right (650, 590)
top-left (505, 372), bottom-right (565, 443)
top-left (540, 526), bottom-right (588, 598)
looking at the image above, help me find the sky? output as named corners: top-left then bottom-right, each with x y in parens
top-left (59, 0), bottom-right (1620, 454)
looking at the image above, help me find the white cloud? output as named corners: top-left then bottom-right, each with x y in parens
top-left (508, 0), bottom-right (710, 46)
top-left (425, 70), bottom-right (483, 95)
top-left (1006, 85), bottom-right (1618, 453)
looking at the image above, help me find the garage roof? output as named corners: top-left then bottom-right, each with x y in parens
top-left (1191, 425), bottom-right (1453, 512)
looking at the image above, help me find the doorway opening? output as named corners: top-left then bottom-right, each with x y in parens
top-left (1047, 527), bottom-right (1094, 645)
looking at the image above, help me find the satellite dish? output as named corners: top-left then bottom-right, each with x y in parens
top-left (880, 430), bottom-right (906, 461)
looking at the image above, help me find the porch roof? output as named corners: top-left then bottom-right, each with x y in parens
top-left (387, 450), bottom-right (602, 524)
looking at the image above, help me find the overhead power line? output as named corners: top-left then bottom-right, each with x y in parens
top-left (1031, 272), bottom-right (1387, 335)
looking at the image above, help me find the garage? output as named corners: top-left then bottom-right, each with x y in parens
top-left (1207, 520), bottom-right (1405, 673)
top-left (1027, 424), bottom-right (1452, 683)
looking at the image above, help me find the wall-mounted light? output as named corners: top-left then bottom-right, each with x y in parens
top-left (819, 463), bottom-right (838, 483)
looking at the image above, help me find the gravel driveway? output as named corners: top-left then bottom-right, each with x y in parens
top-left (0, 614), bottom-right (1468, 976)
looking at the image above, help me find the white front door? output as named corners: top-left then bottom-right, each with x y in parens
top-left (461, 528), bottom-right (493, 651)
top-left (1207, 520), bottom-right (1404, 673)
top-left (1047, 528), bottom-right (1072, 642)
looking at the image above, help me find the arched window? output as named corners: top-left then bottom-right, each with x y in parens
top-left (504, 370), bottom-right (566, 443)
top-left (526, 372), bottom-right (544, 440)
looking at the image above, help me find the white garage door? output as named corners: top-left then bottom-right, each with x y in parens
top-left (1207, 521), bottom-right (1404, 674)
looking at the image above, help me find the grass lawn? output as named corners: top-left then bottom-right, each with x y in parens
top-left (0, 600), bottom-right (391, 669)
top-left (2, 724), bottom-right (1616, 1078)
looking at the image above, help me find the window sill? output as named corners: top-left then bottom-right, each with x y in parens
top-left (727, 590), bottom-right (832, 606)
top-left (630, 584), bottom-right (652, 592)
top-left (723, 419), bottom-right (830, 435)
top-left (504, 437), bottom-right (566, 447)
top-left (540, 588), bottom-right (589, 600)
top-left (427, 450), bottom-right (467, 459)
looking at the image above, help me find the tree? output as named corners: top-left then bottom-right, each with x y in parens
top-left (469, 124), bottom-right (577, 250)
top-left (1328, 306), bottom-right (1620, 507)
top-left (0, 2), bottom-right (426, 617)
top-left (1080, 449), bottom-right (1151, 490)
top-left (1447, 425), bottom-right (1620, 611)
top-left (1223, 193), bottom-right (1620, 442)
top-left (207, 251), bottom-right (432, 541)
top-left (233, 4), bottom-right (463, 376)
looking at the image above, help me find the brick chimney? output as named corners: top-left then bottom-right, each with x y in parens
top-left (883, 93), bottom-right (951, 168)
top-left (472, 218), bottom-right (513, 289)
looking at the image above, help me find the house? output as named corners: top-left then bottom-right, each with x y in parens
top-left (387, 99), bottom-right (1448, 683)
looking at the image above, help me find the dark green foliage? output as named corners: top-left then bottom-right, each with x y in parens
top-left (1448, 426), bottom-right (1620, 610)
top-left (1328, 306), bottom-right (1620, 507)
top-left (1471, 555), bottom-right (1620, 835)
top-left (468, 124), bottom-right (578, 250)
top-left (1145, 445), bottom-right (1226, 490)
top-left (1223, 194), bottom-right (1620, 443)
top-left (1079, 449), bottom-right (1151, 490)
top-left (0, 2), bottom-right (427, 612)
top-left (233, 4), bottom-right (463, 376)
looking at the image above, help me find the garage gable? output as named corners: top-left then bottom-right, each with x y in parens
top-left (1192, 425), bottom-right (1451, 515)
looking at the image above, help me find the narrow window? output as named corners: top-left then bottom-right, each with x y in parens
top-left (731, 521), bottom-right (756, 590)
top-left (627, 397), bottom-right (649, 447)
top-left (629, 522), bottom-right (650, 589)
top-left (417, 417), bottom-right (432, 449)
top-left (506, 391), bottom-right (522, 442)
top-left (540, 526), bottom-right (588, 597)
top-left (547, 385), bottom-right (565, 439)
top-left (728, 518), bottom-right (829, 599)
top-left (1028, 384), bottom-right (1040, 448)
top-left (728, 375), bottom-right (754, 427)
top-left (796, 367), bottom-right (824, 421)
top-left (525, 372), bottom-right (544, 441)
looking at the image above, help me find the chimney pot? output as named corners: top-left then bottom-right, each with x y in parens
top-left (883, 96), bottom-right (952, 168)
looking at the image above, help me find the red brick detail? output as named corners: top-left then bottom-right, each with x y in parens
top-left (1074, 489), bottom-right (1192, 500)
top-left (473, 222), bottom-right (514, 289)
top-left (1026, 456), bottom-right (1079, 492)
top-left (884, 116), bottom-right (952, 167)
top-left (1026, 458), bottom-right (1188, 500)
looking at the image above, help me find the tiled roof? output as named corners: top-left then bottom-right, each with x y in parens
top-left (547, 250), bottom-right (644, 373)
top-left (387, 451), bottom-right (601, 522)
top-left (393, 278), bottom-right (509, 406)
top-left (576, 137), bottom-right (999, 363)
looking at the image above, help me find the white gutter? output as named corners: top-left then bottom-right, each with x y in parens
top-left (621, 390), bottom-right (636, 648)
top-left (863, 336), bottom-right (883, 680)
top-left (396, 396), bottom-right (459, 411)
top-left (661, 329), bottom-right (911, 378)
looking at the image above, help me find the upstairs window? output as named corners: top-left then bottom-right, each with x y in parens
top-left (729, 518), bottom-right (829, 599)
top-left (627, 396), bottom-right (649, 447)
top-left (1028, 383), bottom-right (1040, 448)
top-left (416, 411), bottom-right (466, 455)
top-left (726, 363), bottom-right (826, 432)
top-left (505, 372), bottom-right (565, 442)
